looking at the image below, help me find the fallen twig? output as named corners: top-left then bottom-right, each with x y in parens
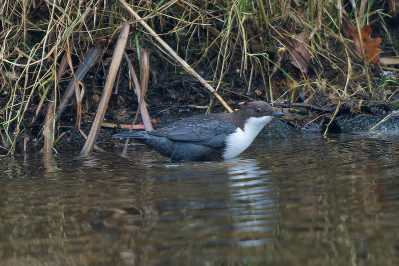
top-left (273, 103), bottom-right (334, 112)
top-left (101, 122), bottom-right (145, 130)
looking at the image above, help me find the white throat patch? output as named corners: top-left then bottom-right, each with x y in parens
top-left (222, 116), bottom-right (273, 159)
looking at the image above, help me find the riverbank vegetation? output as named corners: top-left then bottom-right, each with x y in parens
top-left (1, 0), bottom-right (399, 155)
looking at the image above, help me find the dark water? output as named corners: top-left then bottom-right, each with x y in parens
top-left (1, 133), bottom-right (399, 265)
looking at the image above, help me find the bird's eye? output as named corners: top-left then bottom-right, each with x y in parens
top-left (255, 108), bottom-right (261, 112)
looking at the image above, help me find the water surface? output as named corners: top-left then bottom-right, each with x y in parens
top-left (1, 133), bottom-right (399, 265)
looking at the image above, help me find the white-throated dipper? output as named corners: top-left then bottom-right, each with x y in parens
top-left (113, 101), bottom-right (285, 161)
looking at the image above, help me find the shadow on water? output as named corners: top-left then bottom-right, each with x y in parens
top-left (1, 133), bottom-right (399, 265)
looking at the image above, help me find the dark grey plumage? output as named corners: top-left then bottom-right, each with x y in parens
top-left (113, 101), bottom-right (284, 161)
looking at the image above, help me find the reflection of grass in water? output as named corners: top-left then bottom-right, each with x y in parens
top-left (2, 136), bottom-right (399, 265)
top-left (0, 155), bottom-right (143, 265)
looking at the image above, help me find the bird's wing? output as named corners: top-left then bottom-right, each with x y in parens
top-left (148, 116), bottom-right (237, 148)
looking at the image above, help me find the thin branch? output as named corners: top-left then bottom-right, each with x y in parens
top-left (273, 103), bottom-right (334, 112)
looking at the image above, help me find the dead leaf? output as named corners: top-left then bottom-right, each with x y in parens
top-left (345, 24), bottom-right (381, 64)
top-left (288, 32), bottom-right (311, 74)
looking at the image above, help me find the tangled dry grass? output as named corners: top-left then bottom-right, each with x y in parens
top-left (0, 0), bottom-right (398, 155)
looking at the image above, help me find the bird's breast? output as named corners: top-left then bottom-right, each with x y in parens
top-left (222, 116), bottom-right (273, 159)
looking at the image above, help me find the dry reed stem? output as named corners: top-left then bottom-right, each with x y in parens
top-left (122, 50), bottom-right (154, 154)
top-left (32, 44), bottom-right (72, 125)
top-left (174, 2), bottom-right (221, 37)
top-left (138, 50), bottom-right (153, 131)
top-left (123, 54), bottom-right (143, 154)
top-left (43, 93), bottom-right (55, 155)
top-left (309, 0), bottom-right (323, 39)
top-left (350, 0), bottom-right (373, 95)
top-left (119, 0), bottom-right (233, 113)
top-left (66, 44), bottom-right (85, 139)
top-left (55, 47), bottom-right (102, 122)
top-left (81, 23), bottom-right (130, 156)
top-left (323, 101), bottom-right (341, 136)
top-left (369, 111), bottom-right (399, 131)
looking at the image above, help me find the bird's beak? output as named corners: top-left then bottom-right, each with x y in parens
top-left (272, 110), bottom-right (285, 117)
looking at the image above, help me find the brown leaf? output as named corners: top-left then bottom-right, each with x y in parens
top-left (345, 24), bottom-right (381, 64)
top-left (288, 32), bottom-right (311, 74)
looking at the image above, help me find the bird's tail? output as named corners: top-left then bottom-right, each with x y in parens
top-left (112, 131), bottom-right (147, 139)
